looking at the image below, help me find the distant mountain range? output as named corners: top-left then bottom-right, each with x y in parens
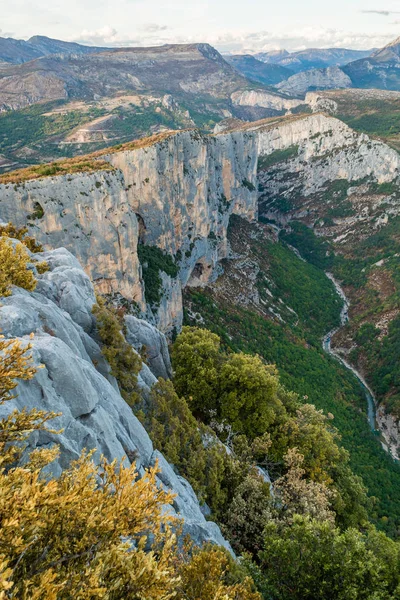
top-left (264, 39), bottom-right (400, 95)
top-left (253, 47), bottom-right (374, 73)
top-left (0, 35), bottom-right (107, 65)
top-left (224, 54), bottom-right (293, 85)
top-left (0, 41), bottom-right (250, 111)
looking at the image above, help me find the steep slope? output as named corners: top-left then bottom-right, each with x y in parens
top-left (343, 36), bottom-right (400, 90)
top-left (305, 88), bottom-right (400, 151)
top-left (0, 44), bottom-right (248, 111)
top-left (0, 242), bottom-right (230, 549)
top-left (0, 129), bottom-right (258, 333)
top-left (276, 66), bottom-right (352, 96)
top-left (241, 113), bottom-right (400, 450)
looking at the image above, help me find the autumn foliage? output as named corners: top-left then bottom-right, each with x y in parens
top-left (0, 336), bottom-right (260, 599)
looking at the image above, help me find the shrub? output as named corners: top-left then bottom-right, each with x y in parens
top-left (0, 223), bottom-right (43, 252)
top-left (0, 237), bottom-right (38, 297)
top-left (172, 327), bottom-right (286, 439)
top-left (0, 328), bottom-right (261, 599)
top-left (92, 297), bottom-right (142, 406)
top-left (138, 244), bottom-right (179, 307)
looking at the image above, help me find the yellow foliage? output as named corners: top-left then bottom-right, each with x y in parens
top-left (0, 223), bottom-right (43, 253)
top-left (175, 544), bottom-right (261, 600)
top-left (0, 236), bottom-right (47, 298)
top-left (0, 333), bottom-right (261, 598)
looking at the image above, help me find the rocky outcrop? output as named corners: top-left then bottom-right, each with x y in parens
top-left (231, 89), bottom-right (303, 112)
top-left (275, 66), bottom-right (352, 97)
top-left (0, 129), bottom-right (258, 334)
top-left (124, 315), bottom-right (172, 380)
top-left (1, 114), bottom-right (398, 333)
top-left (0, 244), bottom-right (231, 551)
top-left (377, 406), bottom-right (400, 461)
top-left (250, 113), bottom-right (400, 198)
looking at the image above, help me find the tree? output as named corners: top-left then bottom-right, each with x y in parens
top-left (222, 471), bottom-right (271, 556)
top-left (219, 354), bottom-right (284, 440)
top-left (256, 516), bottom-right (400, 600)
top-left (172, 328), bottom-right (287, 438)
top-left (273, 448), bottom-right (335, 524)
top-left (0, 335), bottom-right (261, 599)
top-left (171, 327), bottom-right (221, 418)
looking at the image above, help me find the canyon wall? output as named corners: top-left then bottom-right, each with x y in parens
top-left (1, 114), bottom-right (399, 334)
top-left (0, 130), bottom-right (258, 333)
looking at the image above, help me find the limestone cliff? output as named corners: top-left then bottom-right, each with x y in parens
top-left (1, 114), bottom-right (398, 336)
top-left (0, 244), bottom-right (231, 550)
top-left (0, 130), bottom-right (258, 333)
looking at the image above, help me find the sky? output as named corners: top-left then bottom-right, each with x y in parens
top-left (2, 0), bottom-right (400, 53)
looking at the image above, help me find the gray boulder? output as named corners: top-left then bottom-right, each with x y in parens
top-left (125, 315), bottom-right (172, 380)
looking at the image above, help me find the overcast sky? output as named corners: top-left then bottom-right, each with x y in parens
top-left (2, 0), bottom-right (400, 53)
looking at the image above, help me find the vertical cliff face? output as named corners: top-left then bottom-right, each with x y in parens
top-left (254, 113), bottom-right (400, 190)
top-left (3, 113), bottom-right (394, 334)
top-left (104, 130), bottom-right (258, 284)
top-left (0, 130), bottom-right (258, 333)
top-left (0, 169), bottom-right (145, 304)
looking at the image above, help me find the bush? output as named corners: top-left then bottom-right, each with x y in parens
top-left (0, 237), bottom-right (38, 297)
top-left (138, 244), bottom-right (179, 307)
top-left (0, 223), bottom-right (43, 252)
top-left (92, 297), bottom-right (142, 406)
top-left (0, 326), bottom-right (261, 599)
top-left (254, 516), bottom-right (400, 600)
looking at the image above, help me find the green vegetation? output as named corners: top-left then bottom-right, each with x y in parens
top-left (183, 215), bottom-right (400, 538)
top-left (250, 516), bottom-right (400, 600)
top-left (357, 315), bottom-right (400, 418)
top-left (0, 339), bottom-right (260, 599)
top-left (137, 243), bottom-right (179, 307)
top-left (280, 221), bottom-right (335, 270)
top-left (92, 297), bottom-right (142, 406)
top-left (0, 100), bottom-right (106, 156)
top-left (258, 146), bottom-right (299, 170)
top-left (169, 327), bottom-right (400, 597)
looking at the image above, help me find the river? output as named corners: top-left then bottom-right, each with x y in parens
top-left (322, 273), bottom-right (377, 432)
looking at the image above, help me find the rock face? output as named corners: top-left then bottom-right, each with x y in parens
top-left (0, 129), bottom-right (258, 334)
top-left (1, 114), bottom-right (398, 335)
top-left (0, 245), bottom-right (231, 551)
top-left (250, 113), bottom-right (400, 198)
top-left (276, 66), bottom-right (352, 97)
top-left (124, 315), bottom-right (172, 380)
top-left (231, 89), bottom-right (303, 112)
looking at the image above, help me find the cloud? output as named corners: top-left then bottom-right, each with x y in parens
top-left (71, 25), bottom-right (395, 53)
top-left (206, 27), bottom-right (394, 53)
top-left (0, 28), bottom-right (15, 38)
top-left (361, 9), bottom-right (400, 16)
top-left (141, 23), bottom-right (168, 33)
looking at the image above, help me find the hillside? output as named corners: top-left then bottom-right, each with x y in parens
top-left (224, 54), bottom-right (293, 85)
top-left (255, 47), bottom-right (373, 73)
top-left (0, 42), bottom-right (306, 170)
top-left (343, 37), bottom-right (400, 90)
top-left (0, 34), bottom-right (107, 64)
